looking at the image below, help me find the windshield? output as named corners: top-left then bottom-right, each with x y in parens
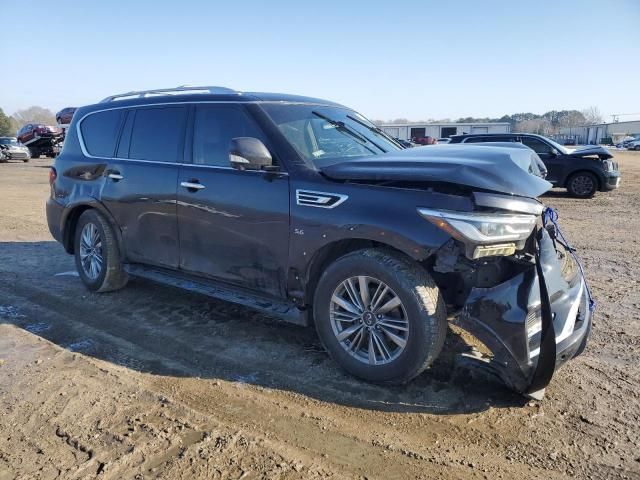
top-left (545, 137), bottom-right (569, 154)
top-left (0, 138), bottom-right (19, 146)
top-left (261, 104), bottom-right (402, 167)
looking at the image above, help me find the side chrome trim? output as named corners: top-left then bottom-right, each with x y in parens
top-left (296, 189), bottom-right (348, 209)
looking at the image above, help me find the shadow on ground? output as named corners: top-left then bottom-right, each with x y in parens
top-left (0, 240), bottom-right (527, 415)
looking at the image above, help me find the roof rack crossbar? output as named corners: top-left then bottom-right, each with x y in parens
top-left (100, 85), bottom-right (238, 103)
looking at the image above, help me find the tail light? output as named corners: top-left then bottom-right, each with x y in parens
top-left (49, 167), bottom-right (57, 186)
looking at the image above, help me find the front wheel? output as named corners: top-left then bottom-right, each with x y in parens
top-left (74, 210), bottom-right (128, 292)
top-left (567, 172), bottom-right (597, 198)
top-left (313, 249), bottom-right (447, 383)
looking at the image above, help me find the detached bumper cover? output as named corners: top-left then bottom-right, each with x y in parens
top-left (454, 228), bottom-right (592, 396)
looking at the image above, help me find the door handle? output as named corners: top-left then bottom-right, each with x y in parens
top-left (180, 181), bottom-right (206, 190)
top-left (107, 172), bottom-right (123, 181)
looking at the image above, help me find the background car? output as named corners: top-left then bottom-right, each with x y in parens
top-left (56, 107), bottom-right (77, 125)
top-left (448, 132), bottom-right (620, 198)
top-left (393, 137), bottom-right (414, 148)
top-left (627, 139), bottom-right (640, 151)
top-left (437, 138), bottom-right (451, 144)
top-left (17, 124), bottom-right (63, 145)
top-left (0, 137), bottom-right (30, 162)
top-left (412, 136), bottom-right (436, 145)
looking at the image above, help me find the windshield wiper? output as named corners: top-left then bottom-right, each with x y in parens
top-left (346, 115), bottom-right (401, 150)
top-left (311, 111), bottom-right (383, 154)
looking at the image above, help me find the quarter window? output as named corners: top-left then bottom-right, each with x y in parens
top-left (192, 105), bottom-right (268, 167)
top-left (80, 110), bottom-right (123, 157)
top-left (128, 107), bottom-right (187, 162)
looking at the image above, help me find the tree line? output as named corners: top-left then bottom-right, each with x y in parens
top-left (0, 106), bottom-right (57, 136)
top-left (373, 106), bottom-right (605, 135)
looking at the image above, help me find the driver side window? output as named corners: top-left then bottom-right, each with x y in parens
top-left (521, 137), bottom-right (553, 154)
top-left (192, 105), bottom-right (269, 167)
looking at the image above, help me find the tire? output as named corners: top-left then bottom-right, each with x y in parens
top-left (635, 145), bottom-right (640, 151)
top-left (30, 149), bottom-right (39, 159)
top-left (567, 172), bottom-right (597, 198)
top-left (313, 248), bottom-right (447, 383)
top-left (23, 159), bottom-right (29, 163)
top-left (74, 210), bottom-right (128, 292)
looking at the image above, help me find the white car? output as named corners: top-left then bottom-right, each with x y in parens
top-left (627, 139), bottom-right (640, 151)
top-left (0, 137), bottom-right (31, 162)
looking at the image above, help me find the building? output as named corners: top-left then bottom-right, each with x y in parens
top-left (380, 122), bottom-right (511, 141)
top-left (558, 120), bottom-right (640, 145)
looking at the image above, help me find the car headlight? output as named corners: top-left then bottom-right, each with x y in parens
top-left (602, 160), bottom-right (613, 171)
top-left (417, 208), bottom-right (537, 259)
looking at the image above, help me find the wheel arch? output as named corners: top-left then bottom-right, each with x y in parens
top-left (301, 238), bottom-right (434, 312)
top-left (564, 169), bottom-right (602, 190)
top-left (61, 201), bottom-right (123, 257)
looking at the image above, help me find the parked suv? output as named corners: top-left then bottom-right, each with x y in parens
top-left (46, 86), bottom-right (593, 399)
top-left (448, 133), bottom-right (620, 198)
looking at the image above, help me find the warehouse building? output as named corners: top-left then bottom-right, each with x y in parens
top-left (558, 120), bottom-right (640, 145)
top-left (381, 122), bottom-right (511, 141)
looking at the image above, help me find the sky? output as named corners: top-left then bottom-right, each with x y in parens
top-left (1, 0), bottom-right (638, 122)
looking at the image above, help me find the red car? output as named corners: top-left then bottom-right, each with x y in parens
top-left (55, 107), bottom-right (77, 125)
top-left (411, 136), bottom-right (437, 145)
top-left (17, 124), bottom-right (63, 145)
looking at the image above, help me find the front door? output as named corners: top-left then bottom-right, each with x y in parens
top-left (99, 106), bottom-right (187, 268)
top-left (520, 136), bottom-right (564, 185)
top-left (177, 104), bottom-right (290, 298)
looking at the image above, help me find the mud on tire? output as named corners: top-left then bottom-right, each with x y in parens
top-left (74, 210), bottom-right (128, 292)
top-left (313, 248), bottom-right (447, 383)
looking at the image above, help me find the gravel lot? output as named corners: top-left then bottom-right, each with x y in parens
top-left (0, 152), bottom-right (639, 479)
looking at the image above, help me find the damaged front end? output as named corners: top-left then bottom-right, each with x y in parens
top-left (427, 195), bottom-right (594, 399)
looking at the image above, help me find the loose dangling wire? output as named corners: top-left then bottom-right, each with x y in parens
top-left (542, 207), bottom-right (596, 312)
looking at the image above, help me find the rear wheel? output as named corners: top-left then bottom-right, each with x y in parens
top-left (30, 148), bottom-right (39, 159)
top-left (567, 172), bottom-right (597, 198)
top-left (313, 249), bottom-right (447, 383)
top-left (74, 210), bottom-right (128, 292)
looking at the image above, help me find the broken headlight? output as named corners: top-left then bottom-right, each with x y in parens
top-left (417, 208), bottom-right (537, 259)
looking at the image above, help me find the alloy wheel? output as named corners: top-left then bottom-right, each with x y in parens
top-left (329, 276), bottom-right (409, 365)
top-left (79, 223), bottom-right (103, 280)
top-left (570, 175), bottom-right (594, 196)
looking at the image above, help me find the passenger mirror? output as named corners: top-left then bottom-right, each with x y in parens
top-left (549, 148), bottom-right (559, 156)
top-left (229, 137), bottom-right (275, 171)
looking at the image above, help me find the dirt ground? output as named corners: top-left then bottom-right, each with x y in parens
top-left (0, 152), bottom-right (638, 480)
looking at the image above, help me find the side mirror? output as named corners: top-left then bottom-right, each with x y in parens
top-left (549, 148), bottom-right (558, 156)
top-left (229, 137), bottom-right (275, 171)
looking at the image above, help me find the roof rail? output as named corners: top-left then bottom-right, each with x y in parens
top-left (99, 85), bottom-right (238, 103)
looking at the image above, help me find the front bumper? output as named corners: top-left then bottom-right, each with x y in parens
top-left (7, 149), bottom-right (29, 160)
top-left (602, 171), bottom-right (621, 191)
top-left (454, 228), bottom-right (592, 397)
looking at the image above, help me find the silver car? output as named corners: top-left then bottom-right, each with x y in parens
top-left (0, 137), bottom-right (30, 162)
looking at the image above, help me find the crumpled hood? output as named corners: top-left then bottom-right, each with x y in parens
top-left (321, 145), bottom-right (552, 198)
top-left (566, 145), bottom-right (613, 159)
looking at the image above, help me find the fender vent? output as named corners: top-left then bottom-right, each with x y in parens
top-left (296, 190), bottom-right (348, 209)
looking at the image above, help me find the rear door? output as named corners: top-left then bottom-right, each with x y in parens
top-left (88, 106), bottom-right (186, 268)
top-left (176, 104), bottom-right (290, 298)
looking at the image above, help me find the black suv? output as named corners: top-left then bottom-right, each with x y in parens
top-left (46, 86), bottom-right (593, 399)
top-left (448, 133), bottom-right (620, 198)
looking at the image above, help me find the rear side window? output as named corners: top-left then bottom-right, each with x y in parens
top-left (80, 110), bottom-right (123, 157)
top-left (128, 107), bottom-right (187, 162)
top-left (463, 136), bottom-right (488, 143)
top-left (192, 105), bottom-right (268, 167)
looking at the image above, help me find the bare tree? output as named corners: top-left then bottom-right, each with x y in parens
top-left (11, 106), bottom-right (57, 127)
top-left (581, 106), bottom-right (604, 125)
